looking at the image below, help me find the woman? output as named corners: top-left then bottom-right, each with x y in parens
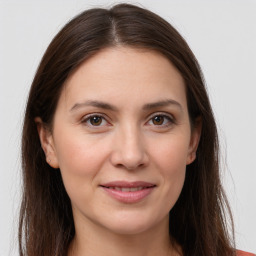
top-left (19, 3), bottom-right (255, 256)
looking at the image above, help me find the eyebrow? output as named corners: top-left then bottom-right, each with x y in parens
top-left (70, 99), bottom-right (183, 112)
top-left (142, 99), bottom-right (183, 111)
top-left (70, 100), bottom-right (118, 112)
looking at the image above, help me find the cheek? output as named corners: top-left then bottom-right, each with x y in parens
top-left (55, 139), bottom-right (93, 200)
top-left (150, 134), bottom-right (189, 204)
top-left (52, 134), bottom-right (108, 212)
top-left (152, 133), bottom-right (190, 172)
top-left (54, 127), bottom-right (106, 173)
top-left (52, 128), bottom-right (110, 195)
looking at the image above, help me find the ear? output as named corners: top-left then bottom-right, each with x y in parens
top-left (186, 117), bottom-right (202, 165)
top-left (35, 117), bottom-right (59, 169)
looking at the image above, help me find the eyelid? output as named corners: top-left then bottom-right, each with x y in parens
top-left (80, 111), bottom-right (175, 128)
top-left (146, 112), bottom-right (176, 126)
top-left (81, 113), bottom-right (111, 127)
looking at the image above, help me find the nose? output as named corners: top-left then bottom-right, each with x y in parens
top-left (110, 126), bottom-right (149, 170)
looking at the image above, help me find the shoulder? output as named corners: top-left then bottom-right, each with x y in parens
top-left (237, 250), bottom-right (256, 256)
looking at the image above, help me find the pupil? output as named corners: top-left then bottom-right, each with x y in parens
top-left (153, 116), bottom-right (164, 125)
top-left (90, 116), bottom-right (102, 126)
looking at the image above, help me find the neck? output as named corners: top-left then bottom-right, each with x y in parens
top-left (68, 215), bottom-right (180, 256)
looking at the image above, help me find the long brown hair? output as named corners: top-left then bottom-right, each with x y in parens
top-left (20, 3), bottom-right (235, 256)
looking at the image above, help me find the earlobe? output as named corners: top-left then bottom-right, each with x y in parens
top-left (34, 117), bottom-right (59, 169)
top-left (186, 152), bottom-right (196, 165)
top-left (186, 117), bottom-right (202, 165)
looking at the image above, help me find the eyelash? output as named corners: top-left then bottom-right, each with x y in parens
top-left (146, 112), bottom-right (175, 128)
top-left (81, 112), bottom-right (175, 128)
top-left (81, 113), bottom-right (109, 127)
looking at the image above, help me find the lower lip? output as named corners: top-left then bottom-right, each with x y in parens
top-left (101, 186), bottom-right (155, 203)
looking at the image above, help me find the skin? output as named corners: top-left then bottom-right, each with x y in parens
top-left (36, 47), bottom-right (201, 256)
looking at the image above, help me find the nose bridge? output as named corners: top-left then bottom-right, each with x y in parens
top-left (110, 122), bottom-right (148, 169)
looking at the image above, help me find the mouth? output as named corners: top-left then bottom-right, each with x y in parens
top-left (100, 181), bottom-right (156, 203)
top-left (101, 186), bottom-right (151, 192)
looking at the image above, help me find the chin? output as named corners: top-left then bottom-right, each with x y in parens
top-left (107, 222), bottom-right (151, 235)
top-left (101, 212), bottom-right (164, 236)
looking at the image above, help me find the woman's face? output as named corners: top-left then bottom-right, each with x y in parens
top-left (38, 47), bottom-right (200, 235)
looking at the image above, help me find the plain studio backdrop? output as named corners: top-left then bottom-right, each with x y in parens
top-left (0, 0), bottom-right (255, 255)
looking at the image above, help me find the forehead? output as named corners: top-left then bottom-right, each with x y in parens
top-left (60, 47), bottom-right (187, 110)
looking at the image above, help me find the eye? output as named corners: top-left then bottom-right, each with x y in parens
top-left (89, 116), bottom-right (103, 126)
top-left (147, 113), bottom-right (175, 127)
top-left (82, 114), bottom-right (109, 127)
top-left (152, 116), bottom-right (165, 125)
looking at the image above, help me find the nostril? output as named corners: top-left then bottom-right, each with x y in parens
top-left (114, 162), bottom-right (145, 170)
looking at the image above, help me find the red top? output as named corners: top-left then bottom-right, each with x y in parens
top-left (237, 250), bottom-right (256, 256)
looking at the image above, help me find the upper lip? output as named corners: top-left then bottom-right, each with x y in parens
top-left (100, 181), bottom-right (156, 188)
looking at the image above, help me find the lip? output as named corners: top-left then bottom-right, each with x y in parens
top-left (100, 181), bottom-right (156, 203)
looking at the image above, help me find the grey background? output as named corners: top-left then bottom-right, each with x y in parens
top-left (0, 0), bottom-right (255, 255)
